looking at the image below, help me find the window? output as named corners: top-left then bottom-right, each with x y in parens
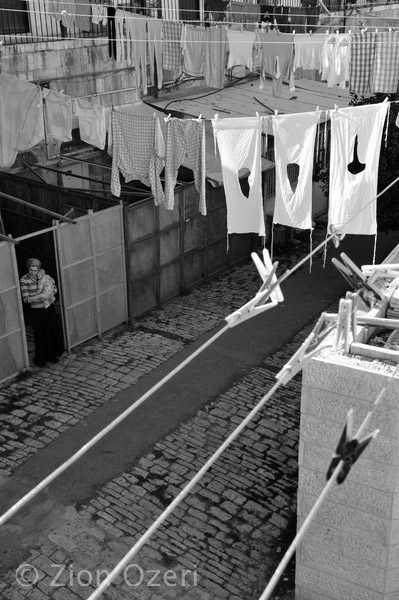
top-left (0, 0), bottom-right (29, 35)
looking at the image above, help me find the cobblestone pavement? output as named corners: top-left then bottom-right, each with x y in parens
top-left (0, 226), bottom-right (337, 600)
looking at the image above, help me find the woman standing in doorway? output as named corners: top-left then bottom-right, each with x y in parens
top-left (20, 258), bottom-right (64, 368)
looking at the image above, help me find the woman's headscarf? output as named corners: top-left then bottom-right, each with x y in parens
top-left (26, 258), bottom-right (41, 269)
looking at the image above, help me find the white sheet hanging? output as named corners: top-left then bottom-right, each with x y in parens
top-left (272, 111), bottom-right (320, 229)
top-left (75, 99), bottom-right (106, 149)
top-left (212, 116), bottom-right (265, 236)
top-left (328, 102), bottom-right (389, 235)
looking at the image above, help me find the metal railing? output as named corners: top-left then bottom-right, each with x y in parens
top-left (0, 0), bottom-right (163, 45)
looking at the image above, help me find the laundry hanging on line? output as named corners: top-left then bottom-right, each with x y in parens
top-left (272, 110), bottom-right (320, 230)
top-left (212, 115), bottom-right (266, 237)
top-left (0, 73), bottom-right (73, 169)
top-left (328, 101), bottom-right (389, 236)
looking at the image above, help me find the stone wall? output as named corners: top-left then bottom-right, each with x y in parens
top-left (2, 38), bottom-right (142, 106)
top-left (297, 351), bottom-right (399, 599)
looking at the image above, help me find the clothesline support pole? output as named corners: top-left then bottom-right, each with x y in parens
top-left (42, 96), bottom-right (51, 161)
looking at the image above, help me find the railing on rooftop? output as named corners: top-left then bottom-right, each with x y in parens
top-left (0, 0), bottom-right (165, 45)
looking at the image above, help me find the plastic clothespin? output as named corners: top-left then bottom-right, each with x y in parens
top-left (346, 291), bottom-right (358, 339)
top-left (361, 262), bottom-right (399, 279)
top-left (165, 113), bottom-right (172, 122)
top-left (252, 249), bottom-right (284, 302)
top-left (332, 252), bottom-right (384, 309)
top-left (293, 29), bottom-right (295, 35)
top-left (275, 314), bottom-right (336, 386)
top-left (225, 249), bottom-right (283, 328)
top-left (197, 113), bottom-right (202, 121)
top-left (329, 224), bottom-right (345, 248)
top-left (326, 410), bottom-right (379, 484)
top-left (335, 297), bottom-right (354, 353)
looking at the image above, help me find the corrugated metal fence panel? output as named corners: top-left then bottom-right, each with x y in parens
top-left (56, 216), bottom-right (97, 348)
top-left (55, 205), bottom-right (127, 349)
top-left (0, 242), bottom-right (29, 383)
top-left (92, 205), bottom-right (128, 334)
top-left (127, 194), bottom-right (182, 317)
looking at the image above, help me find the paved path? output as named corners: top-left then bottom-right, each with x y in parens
top-left (0, 227), bottom-right (396, 600)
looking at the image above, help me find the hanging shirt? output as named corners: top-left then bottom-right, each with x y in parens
top-left (204, 26), bottom-right (227, 89)
top-left (109, 111), bottom-right (165, 202)
top-left (259, 31), bottom-right (295, 97)
top-left (43, 90), bottom-right (73, 142)
top-left (321, 34), bottom-right (350, 88)
top-left (212, 116), bottom-right (265, 236)
top-left (226, 29), bottom-right (256, 70)
top-left (181, 24), bottom-right (207, 77)
top-left (75, 0), bottom-right (91, 31)
top-left (59, 1), bottom-right (76, 29)
top-left (328, 102), bottom-right (389, 236)
top-left (293, 33), bottom-right (328, 72)
top-left (75, 99), bottom-right (106, 149)
top-left (92, 4), bottom-right (108, 25)
top-left (163, 21), bottom-right (183, 72)
top-left (0, 73), bottom-right (41, 168)
top-left (164, 118), bottom-right (207, 215)
top-left (373, 31), bottom-right (399, 93)
top-left (349, 32), bottom-right (377, 96)
top-left (272, 111), bottom-right (320, 230)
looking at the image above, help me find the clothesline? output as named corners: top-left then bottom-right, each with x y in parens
top-left (4, 5), bottom-right (399, 25)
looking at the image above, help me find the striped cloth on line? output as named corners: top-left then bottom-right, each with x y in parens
top-left (349, 32), bottom-right (376, 96)
top-left (373, 31), bottom-right (399, 93)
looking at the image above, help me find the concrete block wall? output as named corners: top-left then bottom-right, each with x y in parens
top-left (2, 39), bottom-right (141, 107)
top-left (297, 354), bottom-right (399, 600)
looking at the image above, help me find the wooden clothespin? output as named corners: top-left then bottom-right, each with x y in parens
top-left (335, 297), bottom-right (353, 353)
top-left (332, 252), bottom-right (384, 309)
top-left (326, 410), bottom-right (379, 484)
top-left (276, 314), bottom-right (336, 386)
top-left (225, 250), bottom-right (283, 328)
